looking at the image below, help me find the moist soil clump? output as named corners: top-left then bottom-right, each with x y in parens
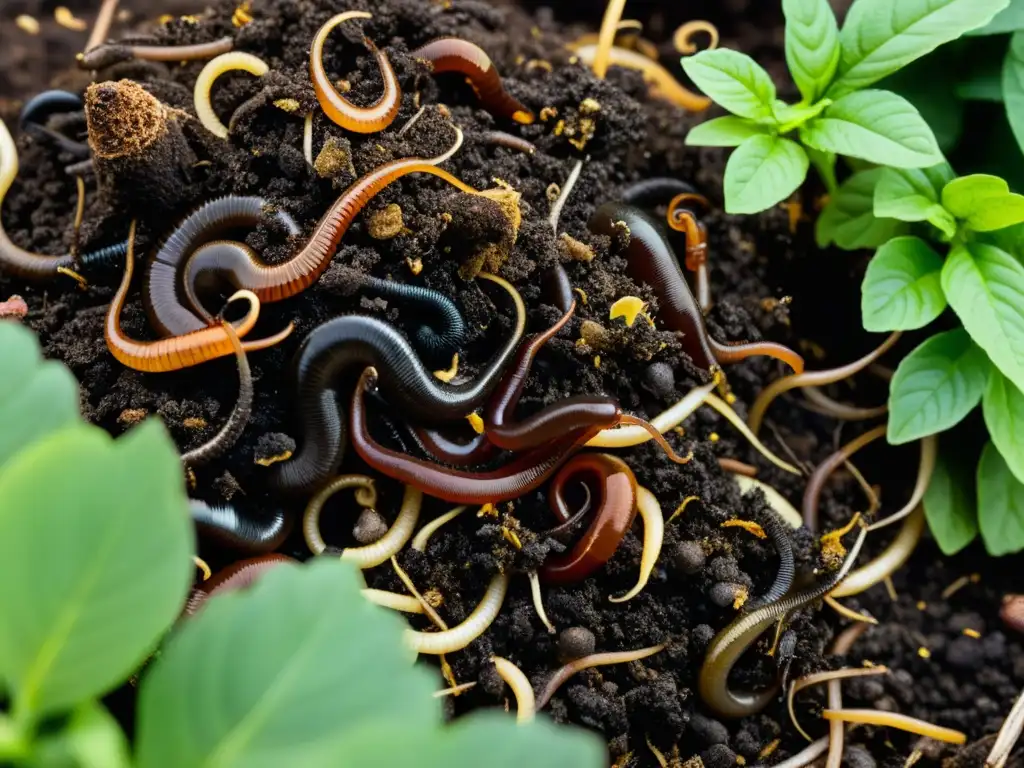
top-left (1, 0), bottom-right (1022, 765)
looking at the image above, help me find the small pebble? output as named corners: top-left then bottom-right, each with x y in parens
top-left (559, 626), bottom-right (596, 660)
top-left (709, 555), bottom-right (741, 582)
top-left (692, 624), bottom-right (715, 649)
top-left (843, 745), bottom-right (876, 768)
top-left (945, 636), bottom-right (984, 670)
top-left (672, 541), bottom-right (705, 574)
top-left (701, 743), bottom-right (736, 768)
top-left (352, 509), bottom-right (388, 544)
top-left (710, 582), bottom-right (743, 608)
top-left (643, 361), bottom-right (675, 398)
top-left (689, 714), bottom-right (729, 746)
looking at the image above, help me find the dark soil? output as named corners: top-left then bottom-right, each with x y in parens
top-left (2, 1), bottom-right (1022, 766)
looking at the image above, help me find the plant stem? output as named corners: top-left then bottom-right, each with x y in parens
top-left (808, 148), bottom-right (838, 195)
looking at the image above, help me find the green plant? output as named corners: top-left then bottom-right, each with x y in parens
top-left (0, 322), bottom-right (603, 767)
top-left (681, 0), bottom-right (1008, 214)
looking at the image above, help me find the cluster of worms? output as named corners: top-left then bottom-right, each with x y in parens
top-left (0, 1), bottom-right (976, 763)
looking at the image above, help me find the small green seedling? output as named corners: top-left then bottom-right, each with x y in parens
top-left (682, 0), bottom-right (1008, 214)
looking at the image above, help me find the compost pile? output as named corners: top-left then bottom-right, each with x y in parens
top-left (1, 0), bottom-right (1022, 765)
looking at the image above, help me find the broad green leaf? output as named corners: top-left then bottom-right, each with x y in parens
top-left (983, 370), bottom-right (1024, 483)
top-left (799, 90), bottom-right (943, 168)
top-left (0, 421), bottom-right (191, 720)
top-left (0, 323), bottom-right (79, 470)
top-left (330, 715), bottom-right (604, 768)
top-left (874, 167), bottom-right (957, 235)
top-left (861, 236), bottom-right (947, 331)
top-left (942, 243), bottom-right (1024, 391)
top-left (830, 0), bottom-right (1010, 97)
top-left (685, 116), bottom-right (768, 147)
top-left (816, 169), bottom-right (908, 249)
top-left (969, 0), bottom-right (1024, 35)
top-left (136, 560), bottom-right (440, 768)
top-left (26, 702), bottom-right (131, 768)
top-left (924, 446), bottom-right (979, 554)
top-left (1004, 32), bottom-right (1024, 160)
top-left (977, 441), bottom-right (1024, 555)
top-left (942, 173), bottom-right (1024, 231)
top-left (771, 98), bottom-right (831, 127)
top-left (984, 222), bottom-right (1024, 260)
top-left (783, 0), bottom-right (841, 103)
top-left (879, 53), bottom-right (965, 153)
top-left (681, 50), bottom-right (777, 121)
top-left (887, 329), bottom-right (991, 443)
top-left (723, 134), bottom-right (809, 214)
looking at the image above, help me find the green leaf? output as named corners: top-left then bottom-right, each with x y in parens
top-left (0, 323), bottom-right (79, 471)
top-left (969, 0), bottom-right (1024, 34)
top-left (830, 0), bottom-right (1010, 97)
top-left (879, 52), bottom-right (965, 153)
top-left (942, 174), bottom-right (1024, 231)
top-left (723, 134), bottom-right (809, 214)
top-left (685, 116), bottom-right (768, 147)
top-left (874, 167), bottom-right (957, 235)
top-left (783, 0), bottom-right (841, 103)
top-left (330, 715), bottom-right (604, 768)
top-left (771, 98), bottom-right (832, 127)
top-left (27, 702), bottom-right (131, 768)
top-left (680, 49), bottom-right (777, 121)
top-left (861, 236), bottom-right (947, 331)
top-left (887, 329), bottom-right (991, 443)
top-left (977, 441), bottom-right (1024, 555)
top-left (1003, 32), bottom-right (1024, 160)
top-left (799, 90), bottom-right (944, 168)
top-left (816, 168), bottom-right (908, 249)
top-left (983, 369), bottom-right (1024, 483)
top-left (942, 242), bottom-right (1024, 391)
top-left (924, 446), bottom-right (979, 554)
top-left (0, 421), bottom-right (191, 721)
top-left (136, 559), bottom-right (441, 768)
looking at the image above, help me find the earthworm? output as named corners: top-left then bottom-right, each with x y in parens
top-left (352, 367), bottom-right (605, 504)
top-left (801, 425), bottom-right (887, 531)
top-left (411, 38), bottom-right (534, 125)
top-left (619, 177), bottom-right (698, 207)
top-left (306, 479), bottom-right (422, 569)
top-left (866, 435), bottom-right (936, 531)
top-left (182, 153), bottom-right (477, 316)
top-left (404, 424), bottom-right (499, 467)
top-left (78, 36), bottom-right (234, 70)
top-left (18, 90), bottom-right (90, 158)
top-left (590, 0), bottom-right (626, 79)
top-left (492, 656), bottom-right (536, 723)
top-left (536, 642), bottom-right (666, 711)
top-left (194, 52), bottom-right (269, 139)
top-left (105, 222), bottom-right (294, 373)
top-left (771, 737), bottom-right (829, 768)
top-left (609, 485), bottom-right (663, 602)
top-left (482, 131), bottom-right (536, 154)
top-left (183, 553), bottom-right (295, 615)
top-left (362, 589), bottom-right (424, 613)
top-left (748, 332), bottom-right (901, 435)
top-left (78, 240), bottom-right (131, 269)
top-left (0, 118), bottom-right (76, 280)
top-left (540, 453), bottom-right (638, 584)
top-left (145, 195), bottom-right (300, 338)
top-left (269, 272), bottom-right (525, 494)
top-left (787, 667), bottom-right (889, 742)
top-left (589, 203), bottom-right (804, 374)
top-left (310, 12), bottom-right (402, 133)
top-left (732, 475), bottom-right (802, 529)
top-left (743, 508), bottom-right (795, 610)
top-left (543, 264), bottom-right (574, 314)
top-left (358, 276), bottom-right (466, 368)
top-left (820, 709), bottom-right (966, 744)
top-left (180, 321), bottom-right (252, 467)
top-left (831, 506), bottom-right (925, 598)
top-left (698, 525), bottom-right (867, 718)
top-left (666, 205), bottom-right (710, 311)
top-left (673, 20), bottom-right (720, 54)
top-left (301, 474), bottom-right (378, 556)
top-left (411, 505), bottom-right (468, 552)
top-left (527, 570), bottom-right (556, 633)
top-left (587, 382), bottom-right (714, 449)
top-left (404, 572), bottom-right (510, 654)
top-left (800, 386), bottom-right (888, 422)
top-left (825, 622), bottom-right (873, 768)
top-left (719, 457), bottom-right (757, 476)
top-left (572, 44), bottom-right (711, 111)
top-left (188, 499), bottom-right (291, 553)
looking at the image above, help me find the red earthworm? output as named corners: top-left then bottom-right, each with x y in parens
top-left (78, 36), bottom-right (234, 70)
top-left (482, 131), bottom-right (536, 154)
top-left (539, 453), bottom-right (638, 584)
top-left (411, 38), bottom-right (535, 124)
top-left (182, 157), bottom-right (478, 318)
top-left (351, 366), bottom-right (603, 504)
top-left (105, 221), bottom-right (293, 373)
top-left (144, 195), bottom-right (300, 338)
top-left (801, 425), bottom-right (887, 531)
top-left (309, 12), bottom-right (402, 133)
top-left (269, 273), bottom-right (525, 494)
top-left (589, 202), bottom-right (803, 374)
top-left (183, 553), bottom-right (296, 616)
